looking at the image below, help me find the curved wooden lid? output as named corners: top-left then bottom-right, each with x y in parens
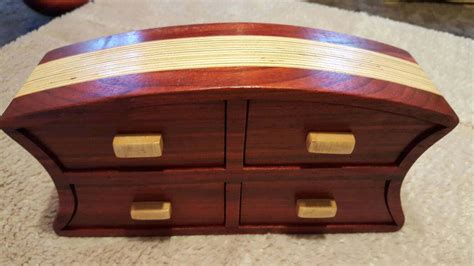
top-left (0, 23), bottom-right (458, 128)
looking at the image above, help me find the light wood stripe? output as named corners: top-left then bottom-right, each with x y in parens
top-left (16, 35), bottom-right (439, 97)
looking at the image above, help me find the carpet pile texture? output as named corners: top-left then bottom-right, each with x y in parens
top-left (1, 0), bottom-right (472, 264)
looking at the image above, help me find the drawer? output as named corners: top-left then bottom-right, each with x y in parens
top-left (29, 102), bottom-right (225, 169)
top-left (68, 183), bottom-right (224, 228)
top-left (240, 180), bottom-right (393, 225)
top-left (245, 100), bottom-right (433, 166)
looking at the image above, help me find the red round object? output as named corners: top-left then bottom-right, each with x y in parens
top-left (24, 0), bottom-right (89, 16)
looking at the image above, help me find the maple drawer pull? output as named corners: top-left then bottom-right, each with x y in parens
top-left (113, 134), bottom-right (163, 158)
top-left (130, 201), bottom-right (171, 220)
top-left (306, 132), bottom-right (355, 155)
top-left (296, 199), bottom-right (337, 218)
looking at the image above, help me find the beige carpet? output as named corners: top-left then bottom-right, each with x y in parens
top-left (1, 0), bottom-right (472, 264)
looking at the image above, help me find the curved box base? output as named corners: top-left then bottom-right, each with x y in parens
top-left (52, 178), bottom-right (405, 237)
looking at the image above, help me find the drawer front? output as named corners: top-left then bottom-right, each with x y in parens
top-left (68, 183), bottom-right (224, 228)
top-left (245, 100), bottom-right (433, 166)
top-left (29, 102), bottom-right (225, 169)
top-left (240, 180), bottom-right (393, 225)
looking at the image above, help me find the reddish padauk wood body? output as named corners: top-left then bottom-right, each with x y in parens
top-left (0, 23), bottom-right (458, 236)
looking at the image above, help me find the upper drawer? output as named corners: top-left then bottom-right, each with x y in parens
top-left (29, 102), bottom-right (225, 170)
top-left (245, 100), bottom-right (434, 166)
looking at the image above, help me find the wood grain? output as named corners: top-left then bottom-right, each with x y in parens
top-left (130, 201), bottom-right (171, 221)
top-left (245, 100), bottom-right (434, 166)
top-left (0, 71), bottom-right (457, 130)
top-left (3, 129), bottom-right (76, 234)
top-left (241, 180), bottom-right (393, 225)
top-left (0, 23), bottom-right (459, 236)
top-left (17, 35), bottom-right (438, 97)
top-left (296, 199), bottom-right (338, 219)
top-left (68, 183), bottom-right (225, 228)
top-left (40, 23), bottom-right (417, 64)
top-left (27, 101), bottom-right (225, 170)
top-left (306, 132), bottom-right (356, 155)
top-left (113, 134), bottom-right (163, 158)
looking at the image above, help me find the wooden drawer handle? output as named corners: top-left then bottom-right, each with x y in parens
top-left (296, 199), bottom-right (337, 218)
top-left (130, 201), bottom-right (171, 220)
top-left (306, 132), bottom-right (355, 155)
top-left (113, 134), bottom-right (163, 158)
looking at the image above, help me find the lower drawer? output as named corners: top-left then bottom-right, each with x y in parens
top-left (240, 180), bottom-right (393, 225)
top-left (68, 183), bottom-right (225, 228)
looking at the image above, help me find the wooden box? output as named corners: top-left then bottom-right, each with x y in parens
top-left (0, 23), bottom-right (458, 236)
